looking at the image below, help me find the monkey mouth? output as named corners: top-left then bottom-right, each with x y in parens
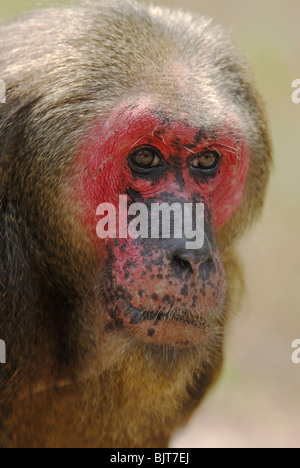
top-left (128, 307), bottom-right (209, 329)
top-left (108, 305), bottom-right (214, 348)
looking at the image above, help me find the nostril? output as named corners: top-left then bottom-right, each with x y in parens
top-left (171, 254), bottom-right (194, 274)
top-left (170, 247), bottom-right (213, 275)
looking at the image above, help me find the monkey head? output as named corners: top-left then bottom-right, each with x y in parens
top-left (0, 0), bottom-right (271, 408)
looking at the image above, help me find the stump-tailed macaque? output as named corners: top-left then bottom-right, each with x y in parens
top-left (0, 0), bottom-right (272, 448)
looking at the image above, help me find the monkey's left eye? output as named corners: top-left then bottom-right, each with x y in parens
top-left (191, 150), bottom-right (221, 174)
top-left (129, 146), bottom-right (163, 172)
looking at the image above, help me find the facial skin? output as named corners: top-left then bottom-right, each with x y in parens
top-left (72, 97), bottom-right (249, 349)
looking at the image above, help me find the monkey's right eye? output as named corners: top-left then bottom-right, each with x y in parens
top-left (129, 146), bottom-right (164, 173)
top-left (191, 150), bottom-right (221, 174)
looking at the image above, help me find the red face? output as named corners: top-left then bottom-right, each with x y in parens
top-left (72, 98), bottom-right (249, 349)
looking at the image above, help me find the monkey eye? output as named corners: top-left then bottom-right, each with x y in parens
top-left (191, 150), bottom-right (221, 174)
top-left (129, 146), bottom-right (163, 172)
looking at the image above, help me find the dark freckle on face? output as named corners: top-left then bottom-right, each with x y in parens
top-left (185, 142), bottom-right (197, 150)
top-left (210, 130), bottom-right (217, 140)
top-left (180, 284), bottom-right (189, 297)
top-left (151, 256), bottom-right (164, 267)
top-left (125, 260), bottom-right (137, 269)
top-left (171, 136), bottom-right (182, 145)
top-left (195, 129), bottom-right (207, 143)
top-left (148, 329), bottom-right (155, 337)
top-left (138, 289), bottom-right (144, 298)
top-left (198, 263), bottom-right (211, 281)
top-left (142, 271), bottom-right (146, 277)
top-left (157, 274), bottom-right (163, 279)
top-left (142, 245), bottom-right (154, 258)
top-left (151, 108), bottom-right (172, 127)
top-left (163, 295), bottom-right (171, 303)
top-left (125, 270), bottom-right (130, 279)
top-left (154, 129), bottom-right (166, 139)
top-left (171, 143), bottom-right (182, 154)
top-left (151, 293), bottom-right (159, 301)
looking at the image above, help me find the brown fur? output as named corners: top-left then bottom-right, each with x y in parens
top-left (0, 0), bottom-right (272, 448)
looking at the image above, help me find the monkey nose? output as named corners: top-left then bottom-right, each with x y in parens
top-left (170, 247), bottom-right (212, 275)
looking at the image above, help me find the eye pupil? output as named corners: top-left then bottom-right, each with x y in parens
top-left (192, 151), bottom-right (220, 171)
top-left (129, 146), bottom-right (163, 171)
top-left (135, 150), bottom-right (155, 167)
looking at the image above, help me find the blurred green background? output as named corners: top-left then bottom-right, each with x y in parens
top-left (1, 0), bottom-right (299, 448)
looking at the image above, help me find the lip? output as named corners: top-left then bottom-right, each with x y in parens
top-left (121, 307), bottom-right (211, 348)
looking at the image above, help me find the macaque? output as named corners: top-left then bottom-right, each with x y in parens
top-left (0, 0), bottom-right (272, 448)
